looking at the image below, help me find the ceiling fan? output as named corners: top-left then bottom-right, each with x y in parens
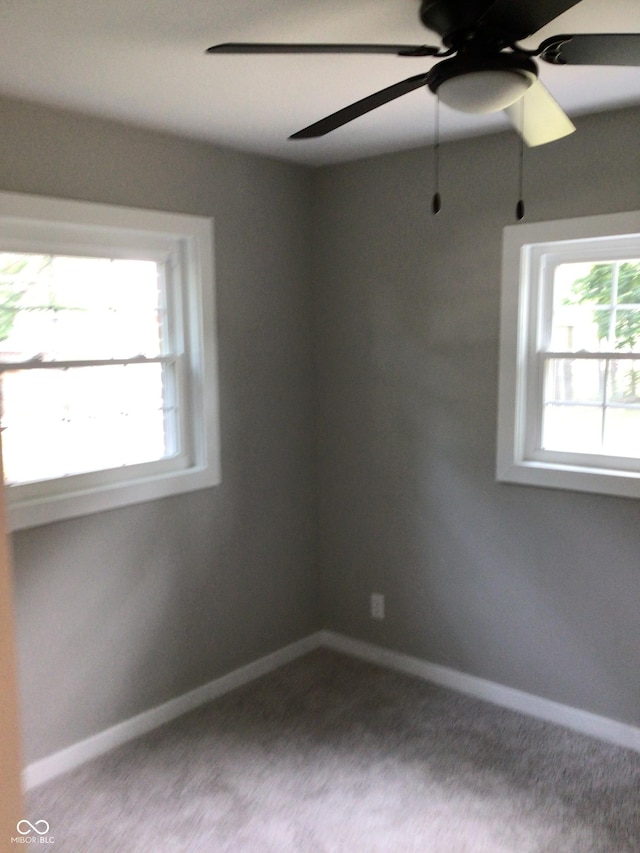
top-left (207, 0), bottom-right (640, 147)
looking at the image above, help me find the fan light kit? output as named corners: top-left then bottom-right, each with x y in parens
top-left (435, 69), bottom-right (532, 113)
top-left (428, 54), bottom-right (537, 113)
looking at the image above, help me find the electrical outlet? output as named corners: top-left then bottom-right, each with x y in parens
top-left (371, 593), bottom-right (385, 621)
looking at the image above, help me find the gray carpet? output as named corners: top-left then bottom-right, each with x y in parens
top-left (27, 649), bottom-right (640, 852)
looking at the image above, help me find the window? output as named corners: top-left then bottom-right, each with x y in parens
top-left (497, 210), bottom-right (640, 499)
top-left (0, 192), bottom-right (220, 529)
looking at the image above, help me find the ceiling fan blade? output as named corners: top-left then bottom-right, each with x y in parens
top-left (481, 0), bottom-right (581, 41)
top-left (289, 73), bottom-right (431, 139)
top-left (207, 43), bottom-right (440, 57)
top-left (504, 81), bottom-right (575, 147)
top-left (539, 33), bottom-right (640, 66)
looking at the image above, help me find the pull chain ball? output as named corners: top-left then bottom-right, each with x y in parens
top-left (516, 101), bottom-right (525, 221)
top-left (432, 95), bottom-right (441, 215)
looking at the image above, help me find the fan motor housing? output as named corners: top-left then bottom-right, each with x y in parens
top-left (419, 0), bottom-right (523, 52)
top-left (420, 0), bottom-right (495, 40)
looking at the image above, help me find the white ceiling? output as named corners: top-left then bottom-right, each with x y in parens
top-left (0, 0), bottom-right (639, 166)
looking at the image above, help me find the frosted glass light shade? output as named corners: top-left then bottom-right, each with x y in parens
top-left (437, 69), bottom-right (535, 114)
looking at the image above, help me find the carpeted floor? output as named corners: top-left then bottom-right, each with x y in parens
top-left (27, 649), bottom-right (640, 852)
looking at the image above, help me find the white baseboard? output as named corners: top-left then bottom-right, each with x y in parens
top-left (24, 629), bottom-right (640, 790)
top-left (23, 632), bottom-right (323, 791)
top-left (320, 630), bottom-right (640, 754)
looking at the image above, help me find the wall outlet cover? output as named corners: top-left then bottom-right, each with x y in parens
top-left (371, 593), bottom-right (385, 620)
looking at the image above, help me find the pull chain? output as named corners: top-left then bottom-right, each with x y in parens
top-left (516, 99), bottom-right (525, 221)
top-left (432, 95), bottom-right (441, 215)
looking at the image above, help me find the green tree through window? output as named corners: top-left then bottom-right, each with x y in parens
top-left (570, 261), bottom-right (640, 348)
top-left (0, 259), bottom-right (29, 342)
top-left (569, 260), bottom-right (640, 399)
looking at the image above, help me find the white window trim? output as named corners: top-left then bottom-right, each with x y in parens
top-left (497, 209), bottom-right (640, 499)
top-left (0, 191), bottom-right (220, 530)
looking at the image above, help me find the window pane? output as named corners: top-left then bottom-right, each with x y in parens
top-left (0, 363), bottom-right (175, 485)
top-left (551, 262), bottom-right (611, 352)
top-left (544, 357), bottom-right (604, 404)
top-left (542, 357), bottom-right (604, 452)
top-left (606, 358), bottom-right (640, 403)
top-left (551, 260), bottom-right (640, 354)
top-left (613, 309), bottom-right (640, 353)
top-left (0, 253), bottom-right (163, 361)
top-left (542, 404), bottom-right (603, 454)
top-left (603, 358), bottom-right (640, 461)
top-left (616, 260), bottom-right (640, 303)
top-left (603, 407), bottom-right (640, 459)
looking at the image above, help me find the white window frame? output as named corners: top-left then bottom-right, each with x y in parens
top-left (0, 191), bottom-right (220, 530)
top-left (497, 209), bottom-right (640, 499)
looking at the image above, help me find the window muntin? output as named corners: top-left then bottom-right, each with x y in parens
top-left (0, 191), bottom-right (219, 529)
top-left (497, 210), bottom-right (640, 499)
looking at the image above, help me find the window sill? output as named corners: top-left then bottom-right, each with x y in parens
top-left (497, 457), bottom-right (640, 500)
top-left (7, 462), bottom-right (220, 530)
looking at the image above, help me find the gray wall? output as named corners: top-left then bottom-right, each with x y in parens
top-left (0, 96), bottom-right (319, 763)
top-left (313, 106), bottom-right (640, 727)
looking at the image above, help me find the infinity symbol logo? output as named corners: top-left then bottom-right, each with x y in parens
top-left (16, 820), bottom-right (50, 835)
